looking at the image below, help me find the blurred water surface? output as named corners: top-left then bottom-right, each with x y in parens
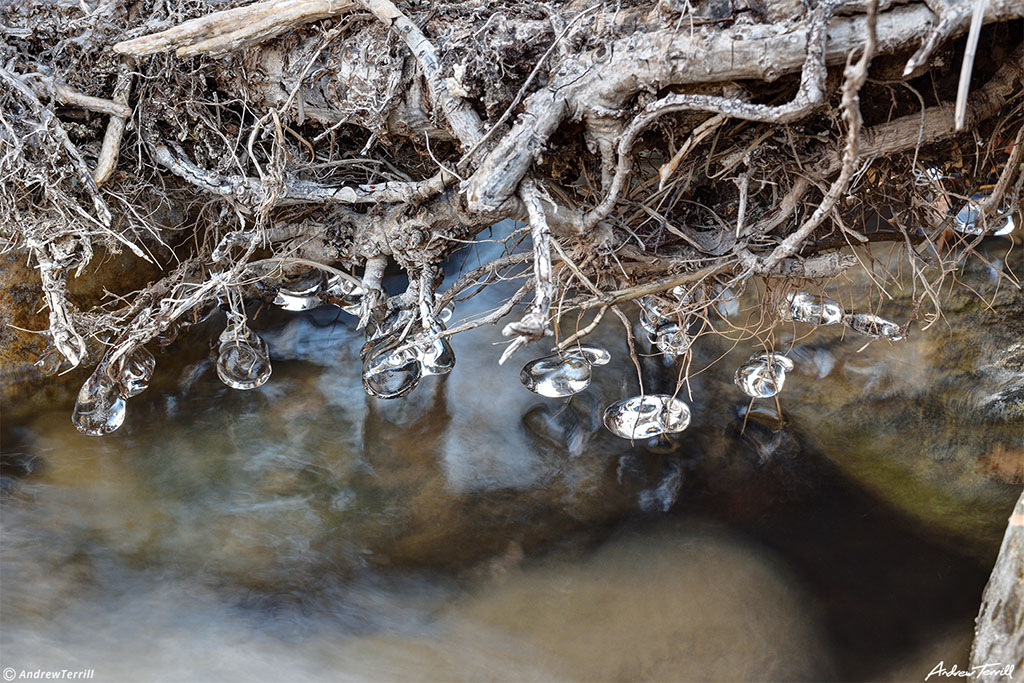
top-left (1, 230), bottom-right (1021, 681)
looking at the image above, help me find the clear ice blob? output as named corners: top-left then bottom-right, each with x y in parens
top-left (670, 285), bottom-right (693, 303)
top-left (362, 339), bottom-right (422, 399)
top-left (273, 272), bottom-right (325, 311)
top-left (734, 352), bottom-right (795, 398)
top-left (415, 334), bottom-right (456, 376)
top-left (640, 296), bottom-right (699, 356)
top-left (325, 275), bottom-right (364, 315)
top-left (155, 321), bottom-right (179, 347)
top-left (115, 345), bottom-right (156, 398)
top-left (216, 326), bottom-right (272, 390)
top-left (520, 355), bottom-right (592, 398)
top-left (34, 346), bottom-right (64, 376)
top-left (638, 296), bottom-right (676, 335)
top-left (654, 322), bottom-right (692, 355)
top-left (72, 367), bottom-right (127, 436)
top-left (781, 291), bottom-right (844, 326)
top-left (603, 394), bottom-right (691, 440)
top-left (715, 285), bottom-right (740, 318)
top-left (843, 313), bottom-right (904, 341)
top-left (564, 345), bottom-right (611, 366)
top-left (953, 194), bottom-right (1015, 236)
top-left (994, 212), bottom-right (1016, 237)
top-left (435, 295), bottom-right (454, 324)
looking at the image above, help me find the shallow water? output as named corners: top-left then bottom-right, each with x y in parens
top-left (1, 231), bottom-right (1021, 681)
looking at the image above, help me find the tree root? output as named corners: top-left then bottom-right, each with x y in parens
top-left (3, 0), bottom-right (1023, 395)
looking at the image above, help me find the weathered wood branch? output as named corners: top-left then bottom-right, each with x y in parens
top-left (970, 490), bottom-right (1024, 680)
top-left (359, 0), bottom-right (485, 149)
top-left (755, 0), bottom-right (878, 274)
top-left (114, 0), bottom-right (357, 57)
top-left (45, 81), bottom-right (132, 118)
top-left (466, 0), bottom-right (1024, 212)
top-left (584, 0), bottom-right (840, 229)
top-left (93, 71), bottom-right (133, 186)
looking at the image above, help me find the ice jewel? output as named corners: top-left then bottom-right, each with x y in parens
top-left (603, 394), bottom-right (692, 440)
top-left (734, 352), bottom-right (794, 398)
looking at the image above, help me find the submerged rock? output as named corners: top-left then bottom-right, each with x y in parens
top-left (971, 491), bottom-right (1024, 678)
top-left (446, 522), bottom-right (835, 681)
top-left (761, 247), bottom-right (1023, 552)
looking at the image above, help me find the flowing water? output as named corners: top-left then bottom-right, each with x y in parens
top-left (1, 229), bottom-right (1022, 681)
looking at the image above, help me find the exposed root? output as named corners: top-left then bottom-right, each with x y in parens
top-left (500, 178), bottom-right (554, 364)
top-left (1, 0), bottom-right (1022, 401)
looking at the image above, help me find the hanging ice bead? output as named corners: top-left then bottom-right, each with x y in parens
top-left (653, 322), bottom-right (692, 355)
top-left (115, 345), bottom-right (156, 398)
top-left (603, 394), bottom-right (692, 440)
top-left (216, 324), bottom-right (272, 390)
top-left (273, 272), bottom-right (325, 311)
top-left (781, 291), bottom-right (844, 326)
top-left (435, 295), bottom-right (455, 324)
top-left (994, 210), bottom-right (1017, 237)
top-left (638, 296), bottom-right (676, 335)
top-left (34, 346), bottom-right (64, 376)
top-left (670, 285), bottom-right (693, 302)
top-left (325, 275), bottom-right (364, 315)
top-left (72, 367), bottom-right (127, 436)
top-left (639, 295), bottom-right (697, 357)
top-left (415, 333), bottom-right (456, 376)
top-left (564, 345), bottom-right (611, 366)
top-left (953, 194), bottom-right (1015, 236)
top-left (520, 355), bottom-right (592, 397)
top-left (734, 352), bottom-right (794, 398)
top-left (362, 338), bottom-right (422, 399)
top-left (843, 313), bottom-right (904, 341)
top-left (155, 321), bottom-right (179, 348)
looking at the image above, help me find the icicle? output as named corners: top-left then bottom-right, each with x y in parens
top-left (521, 355), bottom-right (592, 397)
top-left (273, 272), bottom-right (325, 311)
top-left (115, 345), bottom-right (156, 398)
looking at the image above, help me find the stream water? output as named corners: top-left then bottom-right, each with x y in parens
top-left (1, 227), bottom-right (1021, 681)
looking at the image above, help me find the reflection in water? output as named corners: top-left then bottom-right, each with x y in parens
top-left (1, 515), bottom-right (832, 682)
top-left (1, 234), bottom-right (1020, 680)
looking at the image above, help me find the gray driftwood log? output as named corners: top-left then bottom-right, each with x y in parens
top-left (971, 490), bottom-right (1024, 680)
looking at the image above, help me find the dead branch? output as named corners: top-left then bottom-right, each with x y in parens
top-left (465, 0), bottom-right (1024, 213)
top-left (93, 71), bottom-right (133, 186)
top-left (27, 240), bottom-right (88, 367)
top-left (114, 0), bottom-right (357, 57)
top-left (769, 253), bottom-right (860, 279)
top-left (584, 0), bottom-right (840, 230)
top-left (359, 0), bottom-right (485, 148)
top-left (152, 142), bottom-right (443, 207)
top-left (755, 0), bottom-right (879, 274)
top-left (500, 178), bottom-right (554, 364)
top-left (40, 80), bottom-right (133, 119)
